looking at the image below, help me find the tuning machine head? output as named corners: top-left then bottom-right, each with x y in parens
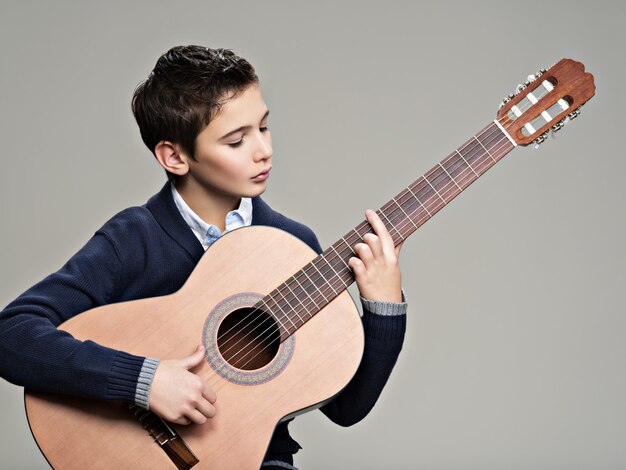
top-left (549, 118), bottom-right (567, 139)
top-left (500, 68), bottom-right (549, 108)
top-left (532, 130), bottom-right (550, 149)
top-left (496, 59), bottom-right (595, 148)
top-left (568, 106), bottom-right (583, 120)
top-left (537, 104), bottom-right (584, 146)
top-left (516, 68), bottom-right (550, 95)
top-left (515, 82), bottom-right (527, 94)
top-left (499, 93), bottom-right (515, 108)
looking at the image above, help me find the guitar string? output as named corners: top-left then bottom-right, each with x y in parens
top-left (205, 129), bottom-right (514, 392)
top-left (207, 128), bottom-right (514, 390)
top-left (209, 121), bottom-right (507, 367)
top-left (208, 75), bottom-right (560, 364)
top-left (206, 79), bottom-right (569, 392)
top-left (205, 124), bottom-right (514, 387)
top-left (210, 122), bottom-right (513, 375)
top-left (215, 125), bottom-right (514, 378)
top-left (211, 120), bottom-right (503, 359)
top-left (208, 82), bottom-right (555, 360)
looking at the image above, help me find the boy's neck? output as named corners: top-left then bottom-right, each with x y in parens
top-left (173, 180), bottom-right (241, 232)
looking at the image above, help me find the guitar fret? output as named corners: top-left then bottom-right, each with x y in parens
top-left (378, 209), bottom-right (405, 242)
top-left (282, 280), bottom-right (306, 325)
top-left (326, 251), bottom-right (349, 283)
top-left (438, 162), bottom-right (462, 191)
top-left (302, 262), bottom-right (326, 301)
top-left (443, 152), bottom-right (474, 189)
top-left (456, 149), bottom-right (480, 177)
top-left (417, 179), bottom-right (444, 214)
top-left (392, 197), bottom-right (418, 231)
top-left (462, 138), bottom-right (489, 174)
top-left (398, 188), bottom-right (428, 229)
top-left (340, 236), bottom-right (355, 255)
top-left (272, 290), bottom-right (298, 330)
top-left (300, 266), bottom-right (329, 303)
top-left (429, 166), bottom-right (458, 203)
top-left (331, 238), bottom-right (352, 262)
top-left (336, 237), bottom-right (357, 272)
top-left (473, 135), bottom-right (497, 163)
top-left (318, 259), bottom-right (340, 298)
top-left (311, 259), bottom-right (338, 295)
top-left (328, 246), bottom-right (350, 287)
top-left (424, 176), bottom-right (447, 205)
top-left (407, 186), bottom-right (432, 217)
top-left (292, 274), bottom-right (320, 312)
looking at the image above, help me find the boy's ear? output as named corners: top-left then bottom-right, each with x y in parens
top-left (154, 140), bottom-right (190, 177)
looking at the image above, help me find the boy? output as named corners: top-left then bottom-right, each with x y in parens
top-left (0, 45), bottom-right (407, 469)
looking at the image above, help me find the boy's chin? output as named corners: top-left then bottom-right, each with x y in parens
top-left (245, 183), bottom-right (268, 198)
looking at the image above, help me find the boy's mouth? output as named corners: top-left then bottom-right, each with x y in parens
top-left (251, 167), bottom-right (271, 180)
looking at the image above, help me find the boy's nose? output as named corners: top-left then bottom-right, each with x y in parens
top-left (253, 135), bottom-right (272, 161)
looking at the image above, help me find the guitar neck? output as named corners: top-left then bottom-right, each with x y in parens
top-left (264, 120), bottom-right (516, 340)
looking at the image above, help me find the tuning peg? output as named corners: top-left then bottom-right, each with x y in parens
top-left (515, 78), bottom-right (534, 95)
top-left (550, 120), bottom-right (564, 139)
top-left (532, 130), bottom-right (550, 149)
top-left (568, 107), bottom-right (582, 120)
top-left (551, 117), bottom-right (567, 133)
top-left (499, 68), bottom-right (559, 108)
top-left (499, 93), bottom-right (515, 108)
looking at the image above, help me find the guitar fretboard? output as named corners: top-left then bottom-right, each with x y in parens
top-left (259, 120), bottom-right (515, 340)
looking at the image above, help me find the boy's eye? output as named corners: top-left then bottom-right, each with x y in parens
top-left (227, 127), bottom-right (269, 148)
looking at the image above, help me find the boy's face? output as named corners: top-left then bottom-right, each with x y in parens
top-left (182, 83), bottom-right (272, 200)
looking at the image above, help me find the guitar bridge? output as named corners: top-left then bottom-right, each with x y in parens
top-left (129, 403), bottom-right (199, 469)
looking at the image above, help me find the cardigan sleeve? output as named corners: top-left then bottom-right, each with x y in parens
top-left (0, 231), bottom-right (147, 403)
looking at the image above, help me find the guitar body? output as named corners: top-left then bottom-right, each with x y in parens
top-left (25, 226), bottom-right (365, 469)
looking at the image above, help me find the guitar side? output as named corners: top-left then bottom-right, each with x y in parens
top-left (25, 226), bottom-right (365, 469)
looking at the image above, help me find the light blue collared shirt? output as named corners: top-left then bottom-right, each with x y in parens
top-left (170, 183), bottom-right (253, 250)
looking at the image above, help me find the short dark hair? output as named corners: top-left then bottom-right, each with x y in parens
top-left (131, 45), bottom-right (259, 183)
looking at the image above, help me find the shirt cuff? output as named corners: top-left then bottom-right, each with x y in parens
top-left (359, 288), bottom-right (408, 316)
top-left (134, 357), bottom-right (160, 409)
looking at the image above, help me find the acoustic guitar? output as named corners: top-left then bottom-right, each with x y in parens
top-left (24, 58), bottom-right (595, 469)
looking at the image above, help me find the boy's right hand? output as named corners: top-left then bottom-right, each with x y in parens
top-left (149, 345), bottom-right (217, 425)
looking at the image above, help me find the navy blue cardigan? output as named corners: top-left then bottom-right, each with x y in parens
top-left (0, 182), bottom-right (406, 458)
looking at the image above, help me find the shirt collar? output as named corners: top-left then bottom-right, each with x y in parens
top-left (170, 183), bottom-right (253, 248)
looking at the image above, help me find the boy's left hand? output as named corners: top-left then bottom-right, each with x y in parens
top-left (348, 209), bottom-right (404, 303)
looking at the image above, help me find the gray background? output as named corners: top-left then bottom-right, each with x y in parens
top-left (1, 1), bottom-right (624, 469)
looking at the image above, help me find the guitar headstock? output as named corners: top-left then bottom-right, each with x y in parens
top-left (496, 59), bottom-right (595, 147)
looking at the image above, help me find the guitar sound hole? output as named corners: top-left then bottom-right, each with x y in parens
top-left (216, 307), bottom-right (280, 370)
